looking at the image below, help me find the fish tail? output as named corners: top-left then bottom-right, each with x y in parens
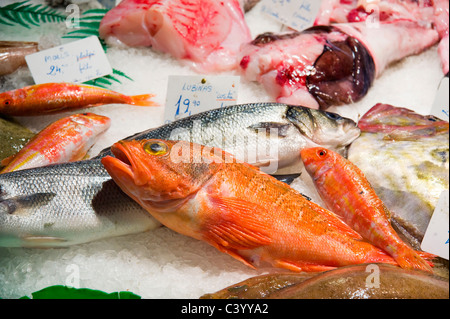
top-left (365, 248), bottom-right (398, 266)
top-left (395, 248), bottom-right (434, 273)
top-left (128, 94), bottom-right (158, 107)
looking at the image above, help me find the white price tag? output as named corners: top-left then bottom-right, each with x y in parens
top-left (430, 77), bottom-right (449, 122)
top-left (164, 75), bottom-right (239, 123)
top-left (421, 191), bottom-right (449, 260)
top-left (25, 36), bottom-right (112, 84)
top-left (260, 0), bottom-right (322, 32)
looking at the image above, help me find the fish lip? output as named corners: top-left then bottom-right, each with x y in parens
top-left (101, 142), bottom-right (135, 184)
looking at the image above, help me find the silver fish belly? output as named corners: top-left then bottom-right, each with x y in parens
top-left (97, 103), bottom-right (360, 174)
top-left (0, 160), bottom-right (159, 248)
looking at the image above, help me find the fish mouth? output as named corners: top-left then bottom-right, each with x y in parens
top-left (101, 142), bottom-right (136, 187)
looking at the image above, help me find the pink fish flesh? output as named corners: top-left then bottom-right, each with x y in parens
top-left (433, 0), bottom-right (449, 74)
top-left (238, 21), bottom-right (439, 110)
top-left (315, 0), bottom-right (448, 75)
top-left (315, 0), bottom-right (435, 25)
top-left (99, 0), bottom-right (252, 73)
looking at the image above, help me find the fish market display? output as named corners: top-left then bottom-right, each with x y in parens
top-left (98, 0), bottom-right (252, 73)
top-left (0, 160), bottom-right (159, 248)
top-left (0, 116), bottom-right (35, 163)
top-left (96, 103), bottom-right (361, 174)
top-left (0, 41), bottom-right (38, 76)
top-left (0, 82), bottom-right (157, 116)
top-left (102, 139), bottom-right (401, 272)
top-left (238, 20), bottom-right (438, 109)
top-left (1, 113), bottom-right (110, 174)
top-left (0, 103), bottom-right (358, 248)
top-left (348, 103), bottom-right (449, 249)
top-left (315, 0), bottom-right (448, 75)
top-left (301, 147), bottom-right (434, 272)
top-left (204, 264), bottom-right (449, 299)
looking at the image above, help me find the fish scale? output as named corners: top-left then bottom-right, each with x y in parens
top-left (1, 103), bottom-right (359, 247)
top-left (102, 139), bottom-right (401, 272)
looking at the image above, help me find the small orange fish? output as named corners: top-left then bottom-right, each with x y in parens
top-left (102, 139), bottom-right (399, 272)
top-left (1, 113), bottom-right (110, 173)
top-left (300, 147), bottom-right (435, 272)
top-left (0, 82), bottom-right (157, 116)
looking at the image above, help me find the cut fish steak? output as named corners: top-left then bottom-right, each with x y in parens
top-left (99, 0), bottom-right (252, 73)
top-left (315, 0), bottom-right (449, 75)
top-left (238, 21), bottom-right (439, 110)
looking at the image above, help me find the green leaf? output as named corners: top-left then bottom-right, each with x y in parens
top-left (20, 285), bottom-right (141, 299)
top-left (0, 0), bottom-right (66, 28)
top-left (113, 69), bottom-right (133, 81)
top-left (65, 28), bottom-right (101, 36)
top-left (82, 8), bottom-right (110, 16)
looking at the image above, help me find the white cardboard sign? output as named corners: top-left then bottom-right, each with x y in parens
top-left (25, 36), bottom-right (112, 84)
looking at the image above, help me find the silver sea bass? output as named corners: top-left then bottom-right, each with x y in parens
top-left (1, 103), bottom-right (360, 247)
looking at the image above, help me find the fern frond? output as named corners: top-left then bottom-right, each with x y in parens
top-left (0, 1), bottom-right (67, 29)
top-left (62, 7), bottom-right (108, 51)
top-left (82, 68), bottom-right (134, 88)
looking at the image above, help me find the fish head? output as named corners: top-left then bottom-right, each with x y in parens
top-left (101, 139), bottom-right (222, 208)
top-left (287, 106), bottom-right (360, 154)
top-left (69, 113), bottom-right (111, 133)
top-left (300, 147), bottom-right (337, 179)
top-left (0, 89), bottom-right (23, 112)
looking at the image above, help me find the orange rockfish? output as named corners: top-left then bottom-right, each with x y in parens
top-left (1, 113), bottom-right (110, 173)
top-left (300, 147), bottom-right (435, 272)
top-left (102, 139), bottom-right (399, 272)
top-left (0, 82), bottom-right (157, 116)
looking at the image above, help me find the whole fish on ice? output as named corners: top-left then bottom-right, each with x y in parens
top-left (348, 103), bottom-right (449, 249)
top-left (98, 0), bottom-right (252, 73)
top-left (1, 113), bottom-right (110, 174)
top-left (0, 160), bottom-right (159, 248)
top-left (102, 139), bottom-right (399, 272)
top-left (0, 103), bottom-right (360, 247)
top-left (238, 21), bottom-right (438, 109)
top-left (301, 147), bottom-right (434, 272)
top-left (97, 103), bottom-right (361, 174)
top-left (0, 82), bottom-right (157, 116)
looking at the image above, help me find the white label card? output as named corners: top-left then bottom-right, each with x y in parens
top-left (430, 77), bottom-right (449, 122)
top-left (25, 36), bottom-right (112, 84)
top-left (421, 191), bottom-right (449, 260)
top-left (164, 75), bottom-right (239, 123)
top-left (260, 0), bottom-right (322, 32)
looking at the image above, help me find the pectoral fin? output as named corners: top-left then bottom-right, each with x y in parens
top-left (203, 196), bottom-right (272, 251)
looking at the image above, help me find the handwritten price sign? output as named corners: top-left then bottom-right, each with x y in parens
top-left (260, 0), bottom-right (322, 31)
top-left (164, 75), bottom-right (239, 123)
top-left (430, 77), bottom-right (449, 122)
top-left (25, 36), bottom-right (112, 84)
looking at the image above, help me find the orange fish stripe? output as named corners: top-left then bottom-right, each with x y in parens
top-left (101, 139), bottom-right (401, 273)
top-left (0, 82), bottom-right (157, 116)
top-left (301, 147), bottom-right (435, 272)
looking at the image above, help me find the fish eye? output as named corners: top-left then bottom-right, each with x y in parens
top-left (143, 140), bottom-right (169, 156)
top-left (317, 149), bottom-right (327, 157)
top-left (3, 99), bottom-right (12, 106)
top-left (324, 112), bottom-right (342, 120)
